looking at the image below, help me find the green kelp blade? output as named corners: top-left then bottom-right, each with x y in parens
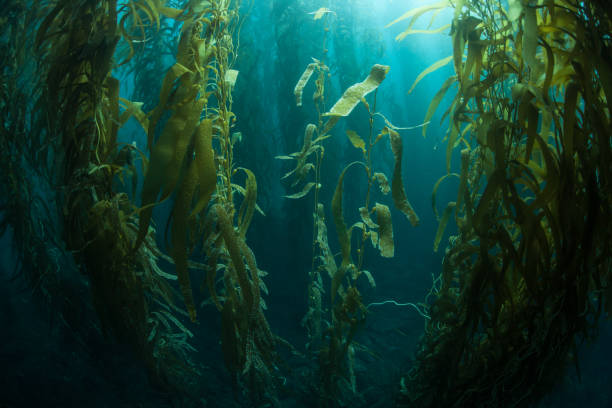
top-left (171, 159), bottom-right (200, 322)
top-left (284, 182), bottom-right (320, 199)
top-left (386, 127), bottom-right (420, 226)
top-left (323, 64), bottom-right (390, 133)
top-left (374, 172), bottom-right (391, 195)
top-left (423, 76), bottom-right (456, 137)
top-left (408, 56), bottom-right (452, 94)
top-left (375, 203), bottom-right (394, 258)
top-left (346, 130), bottom-right (366, 152)
top-left (134, 116), bottom-right (183, 250)
top-left (191, 119), bottom-right (216, 217)
top-left (433, 202), bottom-right (455, 252)
top-left (395, 24), bottom-right (451, 42)
top-left (385, 0), bottom-right (450, 31)
top-left (295, 62), bottom-right (317, 106)
top-left (431, 172), bottom-right (460, 219)
top-left (237, 168), bottom-right (257, 237)
top-left (332, 163), bottom-right (358, 268)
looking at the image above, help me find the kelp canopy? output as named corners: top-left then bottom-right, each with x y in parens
top-left (0, 0), bottom-right (611, 407)
top-left (390, 0), bottom-right (612, 407)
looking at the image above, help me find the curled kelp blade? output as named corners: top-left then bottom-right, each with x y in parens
top-left (374, 203), bottom-right (394, 258)
top-left (385, 127), bottom-right (420, 226)
top-left (295, 62), bottom-right (317, 107)
top-left (323, 64), bottom-right (390, 133)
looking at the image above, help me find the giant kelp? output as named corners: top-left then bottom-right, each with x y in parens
top-left (2, 0), bottom-right (282, 404)
top-left (280, 9), bottom-right (422, 404)
top-left (389, 1), bottom-right (611, 407)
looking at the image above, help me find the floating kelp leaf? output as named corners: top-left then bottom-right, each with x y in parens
top-left (433, 202), bottom-right (455, 252)
top-left (284, 182), bottom-right (320, 199)
top-left (423, 76), bottom-right (456, 137)
top-left (522, 6), bottom-right (544, 75)
top-left (456, 149), bottom-right (470, 214)
top-left (332, 164), bottom-right (356, 268)
top-left (225, 69), bottom-right (239, 86)
top-left (385, 0), bottom-right (451, 33)
top-left (171, 158), bottom-right (200, 322)
top-left (190, 119), bottom-right (216, 217)
top-left (374, 172), bottom-right (391, 195)
top-left (119, 97), bottom-right (149, 131)
top-left (395, 23), bottom-right (451, 41)
top-left (359, 207), bottom-right (379, 229)
top-left (362, 270), bottom-right (376, 288)
top-left (346, 130), bottom-right (366, 152)
top-left (432, 172), bottom-right (460, 219)
top-left (233, 184), bottom-right (265, 216)
top-left (323, 64), bottom-right (390, 133)
top-left (231, 132), bottom-right (242, 146)
top-left (295, 62), bottom-right (317, 106)
top-left (386, 127), bottom-right (420, 226)
top-left (408, 56), bottom-right (452, 94)
top-left (315, 204), bottom-right (338, 279)
top-left (375, 203), bottom-right (394, 258)
top-left (507, 0), bottom-right (523, 22)
top-left (309, 7), bottom-right (335, 20)
top-left (369, 230), bottom-right (379, 248)
top-left (237, 168), bottom-right (257, 237)
top-left (214, 205), bottom-right (255, 310)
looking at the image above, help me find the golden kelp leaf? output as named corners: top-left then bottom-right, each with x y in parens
top-left (408, 56), bottom-right (452, 94)
top-left (433, 202), bottom-right (455, 252)
top-left (395, 23), bottom-right (451, 42)
top-left (346, 130), bottom-right (366, 152)
top-left (159, 6), bottom-right (185, 19)
top-left (374, 172), bottom-right (391, 195)
top-left (332, 163), bottom-right (359, 267)
top-left (369, 230), bottom-right (379, 247)
top-left (191, 119), bottom-right (216, 217)
top-left (386, 127), bottom-right (420, 226)
top-left (214, 205), bottom-right (255, 310)
top-left (423, 76), bottom-right (456, 137)
top-left (522, 6), bottom-right (544, 75)
top-left (385, 0), bottom-right (450, 30)
top-left (295, 63), bottom-right (317, 106)
top-left (119, 97), bottom-right (149, 131)
top-left (225, 69), bottom-right (239, 87)
top-left (309, 7), bottom-right (335, 20)
top-left (359, 207), bottom-right (379, 229)
top-left (507, 0), bottom-right (523, 22)
top-left (171, 159), bottom-right (200, 322)
top-left (237, 168), bottom-right (257, 237)
top-left (323, 64), bottom-right (390, 132)
top-left (455, 149), bottom-right (470, 213)
top-left (315, 203), bottom-right (338, 279)
top-left (431, 172), bottom-right (460, 219)
top-left (375, 203), bottom-right (394, 258)
top-left (134, 116), bottom-right (183, 250)
top-left (284, 182), bottom-right (320, 199)
top-left (361, 270), bottom-right (376, 288)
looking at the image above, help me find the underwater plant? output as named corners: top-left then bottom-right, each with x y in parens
top-left (280, 9), bottom-right (424, 404)
top-left (389, 0), bottom-right (612, 406)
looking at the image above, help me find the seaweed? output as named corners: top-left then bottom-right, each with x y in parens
top-left (390, 1), bottom-right (612, 407)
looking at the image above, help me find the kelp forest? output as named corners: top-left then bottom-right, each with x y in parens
top-left (0, 0), bottom-right (610, 407)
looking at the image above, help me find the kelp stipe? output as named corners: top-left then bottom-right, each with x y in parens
top-left (390, 1), bottom-right (612, 407)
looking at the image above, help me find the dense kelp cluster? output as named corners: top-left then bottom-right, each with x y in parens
top-left (1, 0), bottom-right (611, 407)
top-left (2, 0), bottom-right (282, 405)
top-left (391, 1), bottom-right (611, 407)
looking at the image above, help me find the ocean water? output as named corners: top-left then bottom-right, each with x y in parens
top-left (1, 1), bottom-right (611, 407)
